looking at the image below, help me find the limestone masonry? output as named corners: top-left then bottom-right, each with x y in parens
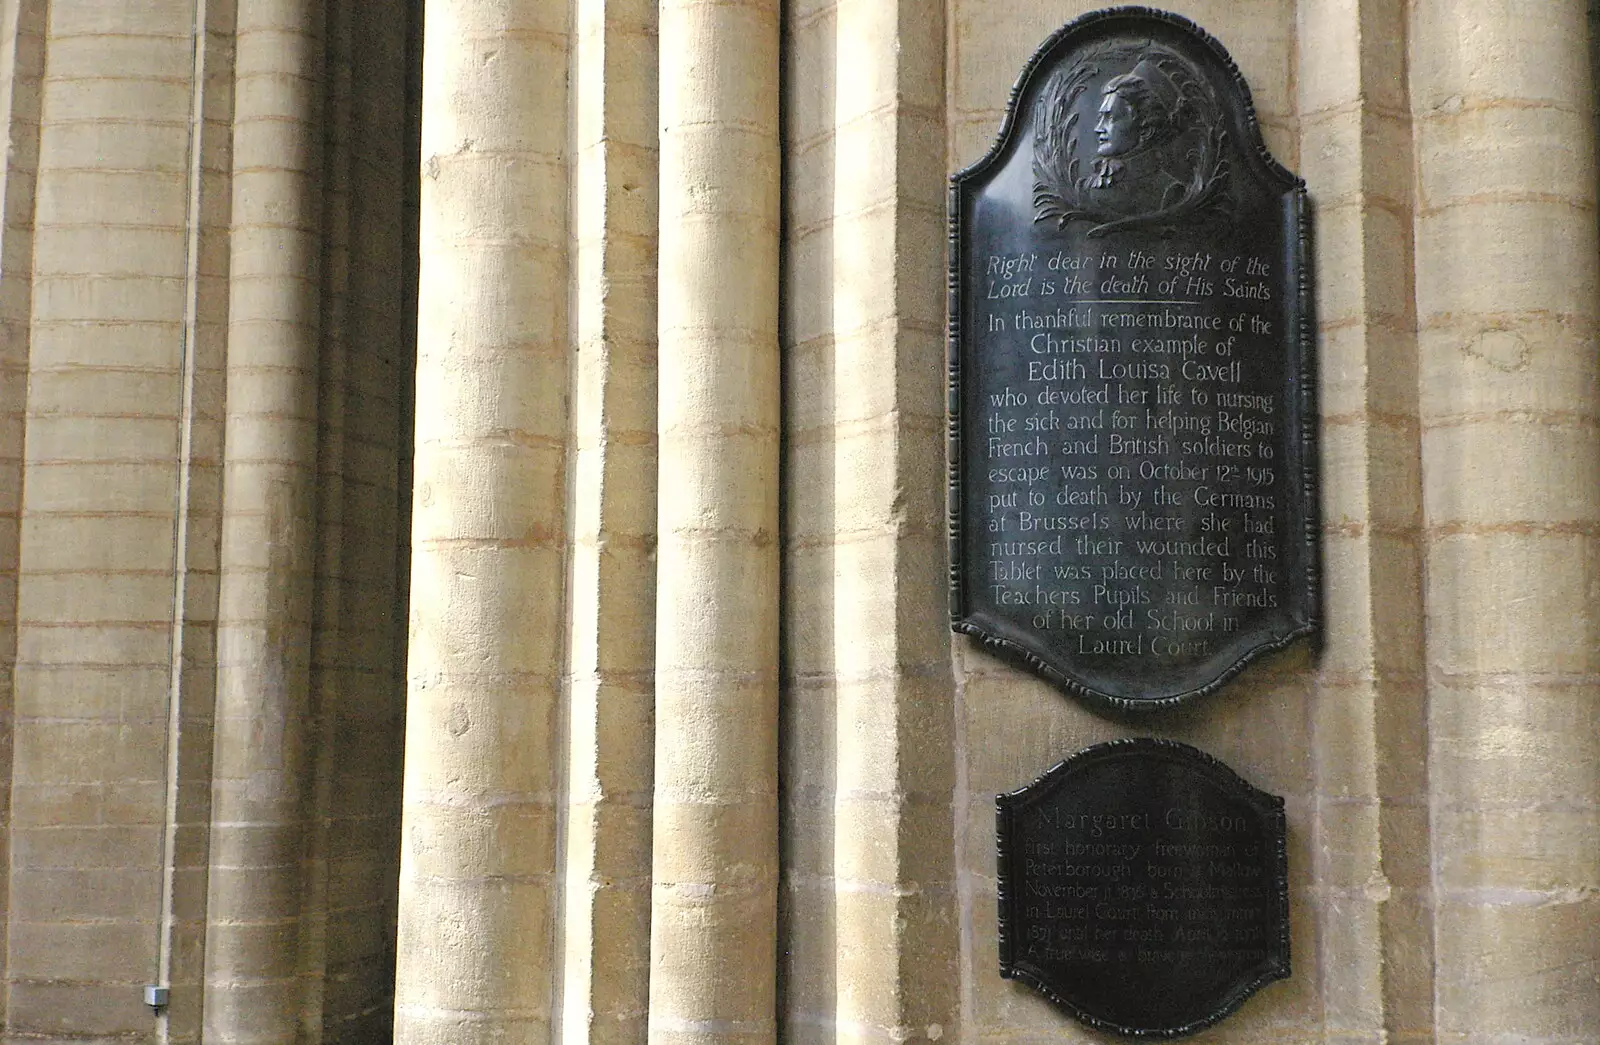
top-left (0, 0), bottom-right (1593, 1042)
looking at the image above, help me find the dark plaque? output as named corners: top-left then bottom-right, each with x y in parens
top-left (948, 8), bottom-right (1318, 710)
top-left (997, 739), bottom-right (1289, 1037)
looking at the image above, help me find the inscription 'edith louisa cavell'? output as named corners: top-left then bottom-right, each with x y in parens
top-left (949, 8), bottom-right (1318, 711)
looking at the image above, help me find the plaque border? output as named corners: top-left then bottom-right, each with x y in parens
top-left (946, 6), bottom-right (1322, 712)
top-left (996, 738), bottom-right (1292, 1039)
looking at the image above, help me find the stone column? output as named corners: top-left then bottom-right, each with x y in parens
top-left (647, 0), bottom-right (780, 1041)
top-left (1297, 0), bottom-right (1431, 1040)
top-left (824, 1), bottom-right (958, 1044)
top-left (0, 2), bottom-right (43, 1027)
top-left (561, 0), bottom-right (658, 1039)
top-left (777, 2), bottom-right (839, 1036)
top-left (295, 0), bottom-right (352, 1033)
top-left (0, 0), bottom-right (43, 725)
top-left (205, 0), bottom-right (325, 1040)
top-left (1411, 2), bottom-right (1600, 1039)
top-left (392, 0), bottom-right (571, 1041)
top-left (319, 0), bottom-right (418, 1037)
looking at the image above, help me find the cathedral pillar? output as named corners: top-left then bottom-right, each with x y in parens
top-left (779, 0), bottom-right (959, 1040)
top-left (646, 0), bottom-right (781, 1041)
top-left (392, 0), bottom-right (572, 1041)
top-left (560, 0), bottom-right (660, 1038)
top-left (205, 1), bottom-right (325, 1039)
top-left (1411, 1), bottom-right (1600, 1038)
top-left (1296, 0), bottom-right (1431, 1037)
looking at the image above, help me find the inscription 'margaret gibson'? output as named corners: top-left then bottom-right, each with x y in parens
top-left (948, 7), bottom-right (1318, 710)
top-left (997, 739), bottom-right (1291, 1038)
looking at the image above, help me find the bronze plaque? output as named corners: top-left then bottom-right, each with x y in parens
top-left (948, 8), bottom-right (1318, 711)
top-left (997, 739), bottom-right (1290, 1037)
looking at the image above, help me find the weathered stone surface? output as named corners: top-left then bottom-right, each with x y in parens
top-left (0, 2), bottom-right (1592, 1044)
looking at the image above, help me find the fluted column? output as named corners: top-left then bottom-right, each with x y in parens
top-left (561, 0), bottom-right (659, 1039)
top-left (1297, 0), bottom-right (1431, 1040)
top-left (826, 1), bottom-right (958, 1044)
top-left (205, 1), bottom-right (325, 1040)
top-left (1411, 2), bottom-right (1600, 1040)
top-left (296, 0), bottom-right (352, 1031)
top-left (647, 0), bottom-right (781, 1042)
top-left (0, 3), bottom-right (43, 1027)
top-left (393, 0), bottom-right (571, 1041)
top-left (320, 0), bottom-right (419, 1036)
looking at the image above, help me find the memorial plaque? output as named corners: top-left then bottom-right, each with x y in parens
top-left (948, 8), bottom-right (1318, 710)
top-left (997, 738), bottom-right (1289, 1038)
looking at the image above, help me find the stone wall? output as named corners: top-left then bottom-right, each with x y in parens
top-left (0, 1), bottom-right (1593, 1043)
top-left (394, 2), bottom-right (1596, 1045)
top-left (0, 1), bottom-right (419, 1041)
top-left (947, 2), bottom-right (1402, 1041)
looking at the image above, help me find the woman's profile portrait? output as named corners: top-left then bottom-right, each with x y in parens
top-left (1032, 44), bottom-right (1230, 236)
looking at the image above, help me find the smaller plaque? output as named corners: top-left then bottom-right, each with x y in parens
top-left (997, 738), bottom-right (1288, 1038)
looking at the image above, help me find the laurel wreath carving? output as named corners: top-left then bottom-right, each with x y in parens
top-left (1032, 45), bottom-right (1232, 237)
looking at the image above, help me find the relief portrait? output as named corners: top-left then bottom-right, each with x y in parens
top-left (1032, 44), bottom-right (1231, 236)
